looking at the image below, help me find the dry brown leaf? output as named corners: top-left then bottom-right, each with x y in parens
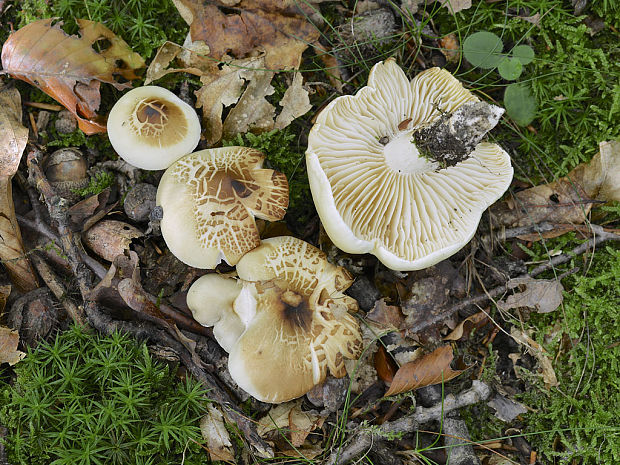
top-left (195, 57), bottom-right (256, 145)
top-left (257, 400), bottom-right (324, 449)
top-left (0, 84), bottom-right (39, 292)
top-left (67, 188), bottom-right (115, 232)
top-left (222, 59), bottom-right (276, 139)
top-left (274, 72), bottom-right (312, 129)
top-left (385, 345), bottom-right (464, 396)
top-left (82, 220), bottom-right (142, 262)
top-left (200, 404), bottom-right (235, 463)
top-left (497, 277), bottom-right (564, 314)
top-left (1, 19), bottom-right (145, 134)
top-left (144, 41), bottom-right (208, 84)
top-left (444, 311), bottom-right (489, 341)
top-left (438, 34), bottom-right (460, 63)
top-left (493, 140), bottom-right (620, 228)
top-left (0, 284), bottom-right (10, 316)
top-left (366, 298), bottom-right (404, 332)
top-left (171, 0), bottom-right (321, 70)
top-left (0, 326), bottom-right (26, 365)
top-left (440, 0), bottom-right (472, 13)
top-left (510, 327), bottom-right (558, 388)
top-left (374, 345), bottom-right (399, 383)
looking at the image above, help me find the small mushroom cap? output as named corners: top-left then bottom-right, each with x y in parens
top-left (228, 236), bottom-right (362, 403)
top-left (186, 273), bottom-right (246, 352)
top-left (156, 146), bottom-right (288, 268)
top-left (107, 86), bottom-right (201, 170)
top-left (306, 59), bottom-right (513, 271)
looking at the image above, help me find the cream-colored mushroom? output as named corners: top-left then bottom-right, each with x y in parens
top-left (107, 86), bottom-right (201, 170)
top-left (306, 59), bottom-right (513, 271)
top-left (186, 236), bottom-right (363, 403)
top-left (156, 146), bottom-right (288, 268)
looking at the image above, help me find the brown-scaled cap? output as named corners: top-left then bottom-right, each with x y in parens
top-left (156, 147), bottom-right (288, 268)
top-left (228, 236), bottom-right (362, 403)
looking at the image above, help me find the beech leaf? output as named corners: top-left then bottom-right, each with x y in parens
top-left (0, 84), bottom-right (39, 292)
top-left (0, 326), bottom-right (26, 365)
top-left (497, 277), bottom-right (563, 314)
top-left (1, 18), bottom-right (145, 134)
top-left (385, 345), bottom-right (464, 396)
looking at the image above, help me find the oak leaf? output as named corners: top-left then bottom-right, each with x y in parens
top-left (171, 0), bottom-right (321, 70)
top-left (385, 345), bottom-right (463, 396)
top-left (1, 19), bottom-right (145, 134)
top-left (0, 84), bottom-right (39, 292)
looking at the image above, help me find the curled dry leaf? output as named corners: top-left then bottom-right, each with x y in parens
top-left (493, 140), bottom-right (620, 231)
top-left (257, 400), bottom-right (325, 448)
top-left (82, 220), bottom-right (142, 262)
top-left (0, 284), bottom-right (10, 316)
top-left (497, 277), bottom-right (564, 314)
top-left (1, 19), bottom-right (145, 134)
top-left (0, 84), bottom-right (39, 292)
top-left (171, 0), bottom-right (320, 70)
top-left (444, 311), bottom-right (489, 341)
top-left (385, 345), bottom-right (464, 397)
top-left (374, 344), bottom-right (399, 383)
top-left (440, 0), bottom-right (472, 13)
top-left (200, 404), bottom-right (235, 463)
top-left (510, 327), bottom-right (558, 388)
top-left (366, 298), bottom-right (404, 332)
top-left (0, 326), bottom-right (26, 365)
top-left (274, 72), bottom-right (312, 130)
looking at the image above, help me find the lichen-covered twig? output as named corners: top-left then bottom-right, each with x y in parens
top-left (326, 381), bottom-right (491, 465)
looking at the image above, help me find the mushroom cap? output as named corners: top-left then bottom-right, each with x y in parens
top-left (228, 236), bottom-right (362, 403)
top-left (186, 273), bottom-right (246, 352)
top-left (156, 147), bottom-right (288, 268)
top-left (306, 59), bottom-right (513, 271)
top-left (107, 86), bottom-right (201, 170)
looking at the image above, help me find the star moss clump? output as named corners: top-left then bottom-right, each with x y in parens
top-left (0, 325), bottom-right (210, 465)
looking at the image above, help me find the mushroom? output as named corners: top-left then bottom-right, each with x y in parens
top-left (107, 86), bottom-right (201, 170)
top-left (186, 236), bottom-right (363, 403)
top-left (306, 59), bottom-right (513, 271)
top-left (156, 146), bottom-right (288, 268)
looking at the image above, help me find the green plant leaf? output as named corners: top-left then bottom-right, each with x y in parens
top-left (463, 31), bottom-right (504, 69)
top-left (497, 56), bottom-right (523, 80)
top-left (511, 44), bottom-right (535, 65)
top-left (504, 83), bottom-right (537, 126)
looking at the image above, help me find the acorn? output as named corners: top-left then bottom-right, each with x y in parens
top-left (43, 147), bottom-right (89, 200)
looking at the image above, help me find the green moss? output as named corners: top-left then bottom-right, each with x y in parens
top-left (223, 128), bottom-right (316, 229)
top-left (517, 245), bottom-right (620, 463)
top-left (72, 171), bottom-right (115, 197)
top-left (0, 325), bottom-right (210, 465)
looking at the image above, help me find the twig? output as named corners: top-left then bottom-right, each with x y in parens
top-left (326, 381), bottom-right (491, 465)
top-left (409, 226), bottom-right (620, 334)
top-left (30, 253), bottom-right (85, 326)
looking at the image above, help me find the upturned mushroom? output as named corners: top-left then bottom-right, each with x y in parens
top-left (187, 236), bottom-right (363, 403)
top-left (156, 146), bottom-right (288, 268)
top-left (107, 85), bottom-right (201, 170)
top-left (306, 59), bottom-right (513, 271)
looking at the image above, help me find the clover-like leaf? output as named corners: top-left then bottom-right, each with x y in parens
top-left (463, 31), bottom-right (504, 69)
top-left (504, 83), bottom-right (537, 126)
top-left (511, 44), bottom-right (535, 65)
top-left (497, 56), bottom-right (523, 80)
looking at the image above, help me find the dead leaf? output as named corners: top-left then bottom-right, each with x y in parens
top-left (171, 0), bottom-right (321, 70)
top-left (0, 326), bottom-right (26, 365)
top-left (438, 33), bottom-right (460, 63)
top-left (366, 298), bottom-right (405, 332)
top-left (385, 345), bottom-right (464, 396)
top-left (0, 84), bottom-right (39, 292)
top-left (497, 277), bottom-right (563, 314)
top-left (0, 284), bottom-right (10, 316)
top-left (510, 327), bottom-right (558, 388)
top-left (1, 19), bottom-right (145, 134)
top-left (200, 404), bottom-right (235, 462)
top-left (374, 345), bottom-right (399, 383)
top-left (274, 72), bottom-right (312, 129)
top-left (518, 13), bottom-right (541, 28)
top-left (144, 41), bottom-right (207, 84)
top-left (195, 56), bottom-right (256, 145)
top-left (440, 0), bottom-right (472, 13)
top-left (82, 220), bottom-right (142, 262)
top-left (487, 394), bottom-right (528, 422)
top-left (222, 58), bottom-right (276, 139)
top-left (444, 311), bottom-right (489, 341)
top-left (257, 400), bottom-right (325, 448)
top-left (493, 141), bottom-right (620, 228)
top-left (67, 188), bottom-right (115, 232)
